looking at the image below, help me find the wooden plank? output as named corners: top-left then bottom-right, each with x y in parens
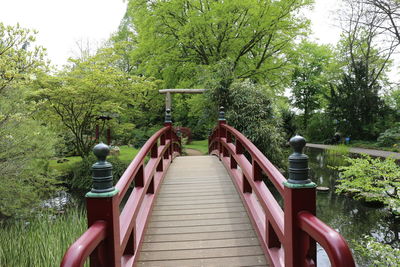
top-left (152, 202), bottom-right (243, 211)
top-left (156, 192), bottom-right (240, 200)
top-left (157, 191), bottom-right (238, 198)
top-left (141, 237), bottom-right (260, 251)
top-left (151, 206), bottom-right (245, 216)
top-left (137, 156), bottom-right (268, 266)
top-left (139, 245), bottom-right (264, 261)
top-left (148, 217), bottom-right (250, 228)
top-left (146, 223), bottom-right (253, 235)
top-left (149, 211), bottom-right (249, 222)
top-left (137, 255), bottom-right (267, 267)
top-left (155, 197), bottom-right (240, 206)
top-left (144, 230), bottom-right (257, 243)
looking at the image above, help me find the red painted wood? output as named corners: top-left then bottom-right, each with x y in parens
top-left (61, 221), bottom-right (106, 267)
top-left (62, 124), bottom-right (180, 267)
top-left (298, 212), bottom-right (356, 267)
top-left (284, 187), bottom-right (316, 267)
top-left (208, 122), bottom-right (355, 267)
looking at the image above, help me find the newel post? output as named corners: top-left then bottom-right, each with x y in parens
top-left (86, 143), bottom-right (121, 267)
top-left (164, 109), bottom-right (173, 159)
top-left (218, 106), bottom-right (226, 159)
top-left (283, 136), bottom-right (317, 267)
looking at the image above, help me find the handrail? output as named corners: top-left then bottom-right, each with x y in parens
top-left (116, 126), bottom-right (169, 203)
top-left (61, 120), bottom-right (181, 267)
top-left (223, 124), bottom-right (286, 195)
top-left (60, 221), bottom-right (107, 267)
top-left (208, 116), bottom-right (355, 267)
top-left (298, 211), bottom-right (355, 267)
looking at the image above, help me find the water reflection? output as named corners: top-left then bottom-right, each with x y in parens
top-left (306, 147), bottom-right (399, 266)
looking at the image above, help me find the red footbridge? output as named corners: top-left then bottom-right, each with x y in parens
top-left (61, 109), bottom-right (355, 267)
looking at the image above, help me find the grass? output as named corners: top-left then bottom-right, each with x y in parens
top-left (0, 207), bottom-right (88, 267)
top-left (49, 145), bottom-right (139, 175)
top-left (184, 139), bottom-right (209, 155)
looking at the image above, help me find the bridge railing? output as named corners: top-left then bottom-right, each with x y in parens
top-left (61, 109), bottom-right (181, 267)
top-left (208, 107), bottom-right (355, 267)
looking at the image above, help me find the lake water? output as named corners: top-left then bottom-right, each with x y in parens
top-left (305, 147), bottom-right (399, 266)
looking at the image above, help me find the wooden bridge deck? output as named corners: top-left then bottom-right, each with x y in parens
top-left (137, 155), bottom-right (268, 266)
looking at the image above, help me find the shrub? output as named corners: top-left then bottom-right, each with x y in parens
top-left (226, 80), bottom-right (285, 168)
top-left (305, 112), bottom-right (335, 142)
top-left (377, 123), bottom-right (400, 147)
top-left (335, 155), bottom-right (400, 214)
top-left (352, 235), bottom-right (400, 266)
top-left (66, 155), bottom-right (129, 191)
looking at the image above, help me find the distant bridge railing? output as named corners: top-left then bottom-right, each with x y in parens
top-left (208, 107), bottom-right (355, 267)
top-left (61, 109), bottom-right (181, 267)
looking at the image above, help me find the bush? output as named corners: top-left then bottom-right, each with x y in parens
top-left (66, 155), bottom-right (129, 191)
top-left (225, 80), bottom-right (285, 168)
top-left (377, 123), bottom-right (400, 147)
top-left (335, 155), bottom-right (400, 214)
top-left (352, 235), bottom-right (400, 266)
top-left (305, 113), bottom-right (335, 142)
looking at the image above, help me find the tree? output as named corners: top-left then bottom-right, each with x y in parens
top-left (362, 0), bottom-right (400, 46)
top-left (290, 41), bottom-right (334, 129)
top-left (35, 49), bottom-right (162, 157)
top-left (122, 0), bottom-right (312, 90)
top-left (328, 0), bottom-right (394, 139)
top-left (0, 23), bottom-right (59, 219)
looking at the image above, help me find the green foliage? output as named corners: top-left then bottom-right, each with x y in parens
top-left (304, 112), bottom-right (335, 142)
top-left (352, 235), bottom-right (400, 266)
top-left (184, 139), bottom-right (209, 155)
top-left (290, 41), bottom-right (333, 129)
top-left (0, 208), bottom-right (88, 267)
top-left (34, 49), bottom-right (162, 157)
top-left (377, 123), bottom-right (400, 147)
top-left (0, 23), bottom-right (60, 219)
top-left (124, 0), bottom-right (312, 88)
top-left (66, 154), bottom-right (129, 191)
top-left (335, 155), bottom-right (400, 214)
top-left (226, 80), bottom-right (285, 167)
top-left (326, 145), bottom-right (350, 156)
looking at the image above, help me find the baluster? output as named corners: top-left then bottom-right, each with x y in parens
top-left (253, 160), bottom-right (262, 182)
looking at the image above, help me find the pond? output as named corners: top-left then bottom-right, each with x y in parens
top-left (306, 147), bottom-right (400, 266)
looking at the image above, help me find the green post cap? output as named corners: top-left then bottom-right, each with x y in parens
top-left (165, 109), bottom-right (172, 123)
top-left (86, 143), bottom-right (118, 197)
top-left (218, 106), bottom-right (225, 121)
top-left (284, 135), bottom-right (316, 188)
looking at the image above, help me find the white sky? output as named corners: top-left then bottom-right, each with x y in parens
top-left (0, 0), bottom-right (127, 68)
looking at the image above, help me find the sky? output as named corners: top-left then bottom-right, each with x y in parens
top-left (0, 0), bottom-right (127, 68)
top-left (0, 0), bottom-right (384, 72)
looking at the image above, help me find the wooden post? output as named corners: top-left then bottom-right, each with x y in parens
top-left (283, 135), bottom-right (317, 266)
top-left (86, 143), bottom-right (120, 267)
top-left (218, 106), bottom-right (226, 160)
top-left (164, 109), bottom-right (173, 159)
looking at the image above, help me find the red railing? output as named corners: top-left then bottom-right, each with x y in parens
top-left (208, 119), bottom-right (355, 267)
top-left (61, 121), bottom-right (181, 267)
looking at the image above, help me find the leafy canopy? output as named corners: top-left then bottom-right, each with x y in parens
top-left (124, 0), bottom-right (312, 88)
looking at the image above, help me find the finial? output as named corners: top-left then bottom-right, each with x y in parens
top-left (218, 106), bottom-right (225, 121)
top-left (93, 142), bottom-right (110, 162)
top-left (165, 108), bottom-right (172, 123)
top-left (290, 135), bottom-right (306, 154)
top-left (284, 134), bottom-right (315, 187)
top-left (86, 143), bottom-right (117, 197)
